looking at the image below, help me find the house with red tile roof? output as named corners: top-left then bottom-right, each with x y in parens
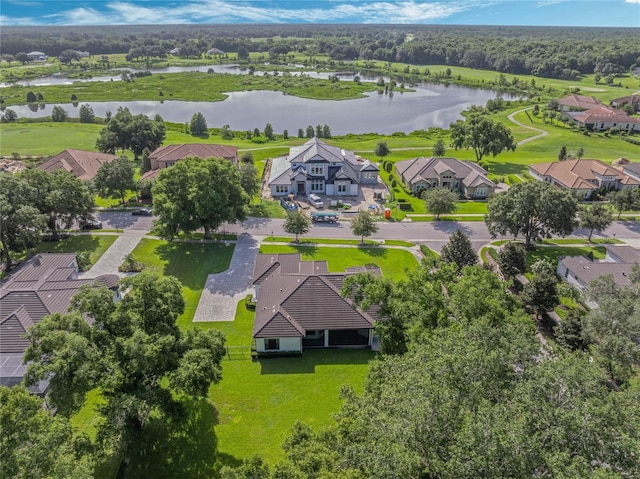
top-left (140, 143), bottom-right (239, 181)
top-left (528, 159), bottom-right (639, 199)
top-left (251, 253), bottom-right (381, 355)
top-left (567, 106), bottom-right (640, 133)
top-left (0, 254), bottom-right (119, 394)
top-left (37, 149), bottom-right (119, 181)
top-left (557, 94), bottom-right (602, 111)
top-left (610, 94), bottom-right (640, 112)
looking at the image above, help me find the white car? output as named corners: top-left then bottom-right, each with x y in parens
top-left (308, 194), bottom-right (324, 208)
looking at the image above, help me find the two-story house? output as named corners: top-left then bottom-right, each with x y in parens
top-left (268, 138), bottom-right (379, 197)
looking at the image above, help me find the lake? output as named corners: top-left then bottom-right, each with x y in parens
top-left (6, 81), bottom-right (516, 135)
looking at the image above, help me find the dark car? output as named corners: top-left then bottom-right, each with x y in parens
top-left (80, 216), bottom-right (103, 230)
top-left (131, 208), bottom-right (153, 216)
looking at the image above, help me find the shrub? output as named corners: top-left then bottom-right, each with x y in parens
top-left (251, 136), bottom-right (269, 144)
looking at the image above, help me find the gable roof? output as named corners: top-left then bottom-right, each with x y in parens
top-left (38, 149), bottom-right (119, 181)
top-left (529, 159), bottom-right (631, 189)
top-left (611, 94), bottom-right (640, 106)
top-left (288, 137), bottom-right (355, 165)
top-left (252, 254), bottom-right (379, 338)
top-left (149, 143), bottom-right (238, 163)
top-left (0, 254), bottom-right (118, 356)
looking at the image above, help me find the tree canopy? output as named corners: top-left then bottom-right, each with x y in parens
top-left (96, 107), bottom-right (165, 159)
top-left (578, 202), bottom-right (613, 241)
top-left (283, 210), bottom-right (311, 242)
top-left (422, 187), bottom-right (458, 219)
top-left (350, 210), bottom-right (378, 244)
top-left (152, 156), bottom-right (248, 239)
top-left (93, 156), bottom-right (136, 205)
top-left (25, 271), bottom-right (226, 464)
top-left (439, 229), bottom-right (478, 270)
top-left (485, 181), bottom-right (578, 248)
top-left (449, 114), bottom-right (516, 163)
top-left (0, 386), bottom-right (93, 479)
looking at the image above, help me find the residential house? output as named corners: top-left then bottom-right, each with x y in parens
top-left (0, 254), bottom-right (119, 394)
top-left (610, 94), bottom-right (640, 112)
top-left (268, 138), bottom-right (379, 197)
top-left (37, 149), bottom-right (119, 181)
top-left (557, 246), bottom-right (639, 307)
top-left (207, 48), bottom-right (225, 55)
top-left (619, 162), bottom-right (640, 183)
top-left (251, 253), bottom-right (380, 355)
top-left (140, 143), bottom-right (239, 181)
top-left (567, 106), bottom-right (640, 133)
top-left (169, 48), bottom-right (181, 55)
top-left (557, 94), bottom-right (602, 112)
top-left (395, 156), bottom-right (496, 199)
top-left (26, 51), bottom-right (47, 61)
top-left (529, 159), bottom-right (639, 199)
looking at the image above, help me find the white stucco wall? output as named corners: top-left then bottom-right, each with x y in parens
top-left (255, 337), bottom-right (302, 353)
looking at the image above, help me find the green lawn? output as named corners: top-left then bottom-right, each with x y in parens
top-left (128, 239), bottom-right (234, 328)
top-left (32, 233), bottom-right (118, 269)
top-left (259, 244), bottom-right (419, 281)
top-left (525, 245), bottom-right (607, 270)
top-left (0, 122), bottom-right (104, 156)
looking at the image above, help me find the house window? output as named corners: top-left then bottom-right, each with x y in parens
top-left (338, 184), bottom-right (347, 193)
top-left (310, 165), bottom-right (324, 175)
top-left (363, 171), bottom-right (377, 180)
top-left (311, 181), bottom-right (324, 192)
top-left (265, 338), bottom-right (279, 350)
top-left (275, 185), bottom-right (288, 194)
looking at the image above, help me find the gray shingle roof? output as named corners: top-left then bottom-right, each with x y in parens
top-left (395, 157), bottom-right (494, 188)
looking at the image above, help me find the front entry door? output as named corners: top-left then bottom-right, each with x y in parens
top-left (297, 182), bottom-right (305, 194)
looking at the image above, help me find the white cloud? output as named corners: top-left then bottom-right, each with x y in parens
top-left (624, 0), bottom-right (640, 4)
top-left (27, 0), bottom-right (491, 25)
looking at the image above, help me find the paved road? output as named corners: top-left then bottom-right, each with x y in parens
top-left (96, 212), bottom-right (640, 250)
top-left (508, 108), bottom-right (548, 146)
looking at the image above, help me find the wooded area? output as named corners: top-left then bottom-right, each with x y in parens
top-left (2, 24), bottom-right (638, 79)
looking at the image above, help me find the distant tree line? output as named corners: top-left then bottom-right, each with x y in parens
top-left (2, 24), bottom-right (638, 79)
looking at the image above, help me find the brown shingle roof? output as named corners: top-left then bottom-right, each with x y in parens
top-left (38, 149), bottom-right (118, 181)
top-left (0, 254), bottom-right (117, 355)
top-left (149, 143), bottom-right (238, 163)
top-left (252, 254), bottom-right (378, 338)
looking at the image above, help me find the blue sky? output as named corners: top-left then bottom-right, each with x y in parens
top-left (1, 0), bottom-right (639, 27)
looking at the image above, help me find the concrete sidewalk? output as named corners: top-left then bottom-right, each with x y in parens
top-left (193, 234), bottom-right (262, 322)
top-left (79, 231), bottom-right (146, 279)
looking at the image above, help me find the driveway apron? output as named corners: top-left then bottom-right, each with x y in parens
top-left (193, 234), bottom-right (261, 322)
top-left (79, 231), bottom-right (146, 279)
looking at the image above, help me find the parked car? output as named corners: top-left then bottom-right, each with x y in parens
top-left (131, 208), bottom-right (153, 216)
top-left (308, 194), bottom-right (324, 208)
top-left (80, 215), bottom-right (103, 230)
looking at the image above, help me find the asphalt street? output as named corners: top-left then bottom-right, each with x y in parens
top-left (96, 211), bottom-right (640, 251)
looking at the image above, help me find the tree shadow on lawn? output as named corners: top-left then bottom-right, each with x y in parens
top-left (125, 398), bottom-right (241, 479)
top-left (259, 348), bottom-right (375, 375)
top-left (154, 242), bottom-right (234, 290)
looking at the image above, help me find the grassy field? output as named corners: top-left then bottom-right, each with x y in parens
top-left (128, 239), bottom-right (234, 328)
top-left (120, 244), bottom-right (417, 474)
top-left (259, 244), bottom-right (419, 281)
top-left (31, 233), bottom-right (118, 268)
top-left (525, 245), bottom-right (607, 270)
top-left (0, 72), bottom-right (381, 106)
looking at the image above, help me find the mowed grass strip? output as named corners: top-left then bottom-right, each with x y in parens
top-left (525, 245), bottom-right (607, 270)
top-left (259, 244), bottom-right (419, 281)
top-left (32, 233), bottom-right (118, 268)
top-left (128, 238), bottom-right (234, 328)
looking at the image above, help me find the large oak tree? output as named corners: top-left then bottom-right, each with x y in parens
top-left (152, 156), bottom-right (248, 239)
top-left (25, 272), bottom-right (226, 465)
top-left (449, 114), bottom-right (516, 163)
top-left (484, 181), bottom-right (578, 248)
